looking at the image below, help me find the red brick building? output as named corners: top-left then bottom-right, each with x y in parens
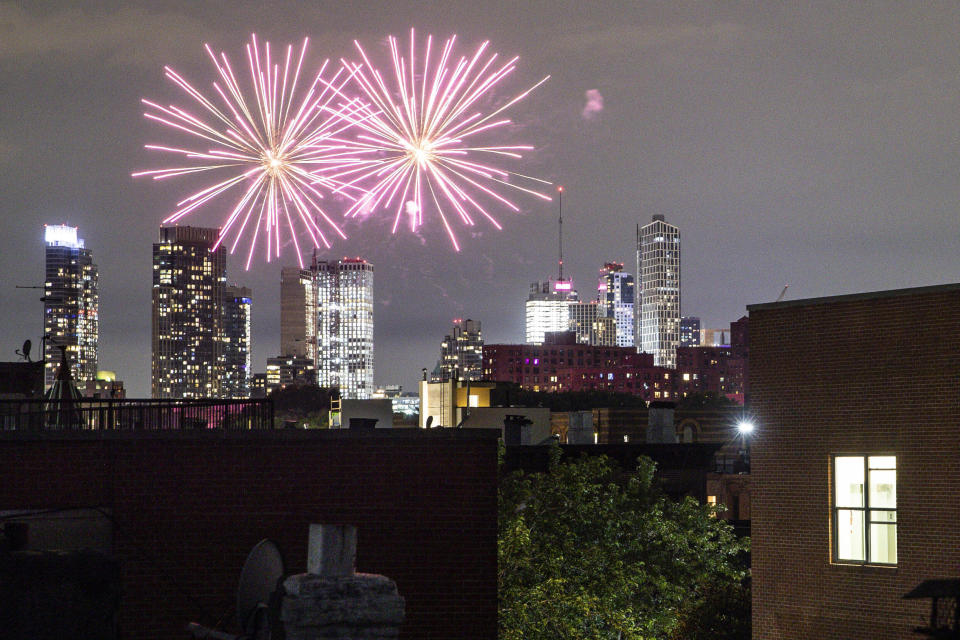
top-left (750, 283), bottom-right (960, 639)
top-left (674, 316), bottom-right (749, 403)
top-left (482, 332), bottom-right (674, 399)
top-left (484, 322), bottom-right (750, 403)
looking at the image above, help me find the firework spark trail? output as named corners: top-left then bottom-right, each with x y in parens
top-left (318, 29), bottom-right (553, 251)
top-left (134, 35), bottom-right (368, 268)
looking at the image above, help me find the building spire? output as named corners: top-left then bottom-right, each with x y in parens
top-left (557, 185), bottom-right (564, 283)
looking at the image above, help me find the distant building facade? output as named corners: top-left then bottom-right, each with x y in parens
top-left (280, 266), bottom-right (317, 360)
top-left (568, 301), bottom-right (617, 347)
top-left (680, 316), bottom-right (701, 347)
top-left (702, 327), bottom-right (729, 347)
top-left (151, 226), bottom-right (226, 399)
top-left (316, 258), bottom-right (374, 399)
top-left (43, 224), bottom-right (99, 388)
top-left (525, 280), bottom-right (578, 344)
top-left (483, 331), bottom-right (673, 399)
top-left (598, 262), bottom-right (635, 347)
top-left (221, 285), bottom-right (252, 398)
top-left (673, 316), bottom-right (748, 404)
top-left (568, 300), bottom-right (598, 345)
top-left (249, 372), bottom-right (268, 398)
top-left (82, 371), bottom-right (126, 399)
top-left (437, 318), bottom-right (483, 381)
top-left (265, 355), bottom-right (316, 395)
top-left (372, 385), bottom-right (419, 419)
top-left (637, 215), bottom-right (680, 368)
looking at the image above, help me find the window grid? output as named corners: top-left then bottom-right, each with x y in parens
top-left (832, 455), bottom-right (897, 566)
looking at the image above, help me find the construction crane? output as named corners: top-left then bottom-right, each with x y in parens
top-left (775, 284), bottom-right (790, 303)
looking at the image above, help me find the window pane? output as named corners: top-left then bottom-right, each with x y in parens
top-left (835, 457), bottom-right (864, 508)
top-left (836, 509), bottom-right (865, 561)
top-left (870, 509), bottom-right (896, 523)
top-left (870, 523), bottom-right (897, 564)
top-left (869, 469), bottom-right (896, 509)
top-left (868, 456), bottom-right (896, 470)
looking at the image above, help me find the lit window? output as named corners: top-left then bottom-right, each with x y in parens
top-left (833, 455), bottom-right (896, 565)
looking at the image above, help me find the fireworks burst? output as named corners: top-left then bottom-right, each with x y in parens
top-left (134, 35), bottom-right (364, 268)
top-left (325, 29), bottom-right (553, 250)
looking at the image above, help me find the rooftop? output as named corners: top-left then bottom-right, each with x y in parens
top-left (747, 282), bottom-right (960, 312)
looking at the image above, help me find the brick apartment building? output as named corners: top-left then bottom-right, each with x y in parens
top-left (482, 332), bottom-right (675, 399)
top-left (483, 322), bottom-right (748, 403)
top-left (749, 283), bottom-right (960, 639)
top-left (674, 316), bottom-right (749, 403)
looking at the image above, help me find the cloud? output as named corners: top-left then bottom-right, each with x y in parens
top-left (0, 3), bottom-right (215, 66)
top-left (581, 89), bottom-right (604, 120)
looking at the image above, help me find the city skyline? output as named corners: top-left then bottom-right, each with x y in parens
top-left (3, 3), bottom-right (960, 395)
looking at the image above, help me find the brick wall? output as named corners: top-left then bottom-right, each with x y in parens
top-left (750, 284), bottom-right (960, 639)
top-left (0, 429), bottom-right (499, 640)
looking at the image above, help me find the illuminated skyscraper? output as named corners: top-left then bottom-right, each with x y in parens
top-left (43, 224), bottom-right (99, 388)
top-left (151, 226), bottom-right (226, 398)
top-left (525, 280), bottom-right (578, 344)
top-left (437, 318), bottom-right (484, 381)
top-left (280, 266), bottom-right (317, 360)
top-left (637, 215), bottom-right (681, 368)
top-left (222, 285), bottom-right (252, 398)
top-left (316, 258), bottom-right (374, 399)
top-left (598, 262), bottom-right (635, 347)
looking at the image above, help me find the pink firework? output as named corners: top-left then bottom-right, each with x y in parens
top-left (134, 35), bottom-right (365, 268)
top-left (324, 29), bottom-right (552, 250)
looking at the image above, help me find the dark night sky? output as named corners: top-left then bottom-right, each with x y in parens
top-left (1, 2), bottom-right (959, 396)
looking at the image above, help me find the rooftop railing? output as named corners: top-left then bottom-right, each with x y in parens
top-left (0, 398), bottom-right (274, 431)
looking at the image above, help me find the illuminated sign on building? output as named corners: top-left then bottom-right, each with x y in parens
top-left (44, 224), bottom-right (82, 248)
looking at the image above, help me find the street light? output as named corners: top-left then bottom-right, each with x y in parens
top-left (736, 419), bottom-right (755, 473)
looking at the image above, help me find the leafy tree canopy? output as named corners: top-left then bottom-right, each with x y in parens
top-left (498, 449), bottom-right (749, 639)
top-left (269, 384), bottom-right (335, 427)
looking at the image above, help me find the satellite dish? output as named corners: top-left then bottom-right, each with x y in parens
top-left (425, 415), bottom-right (434, 429)
top-left (237, 539), bottom-right (284, 637)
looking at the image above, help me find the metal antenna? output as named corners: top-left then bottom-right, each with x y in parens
top-left (557, 185), bottom-right (564, 282)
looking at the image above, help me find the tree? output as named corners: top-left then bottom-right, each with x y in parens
top-left (499, 448), bottom-right (749, 639)
top-left (268, 384), bottom-right (335, 428)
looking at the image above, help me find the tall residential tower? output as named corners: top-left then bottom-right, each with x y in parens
top-left (222, 285), bottom-right (252, 398)
top-left (43, 224), bottom-right (99, 388)
top-left (316, 258), bottom-right (374, 399)
top-left (280, 266), bottom-right (317, 360)
top-left (637, 215), bottom-right (681, 368)
top-left (151, 226), bottom-right (226, 398)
